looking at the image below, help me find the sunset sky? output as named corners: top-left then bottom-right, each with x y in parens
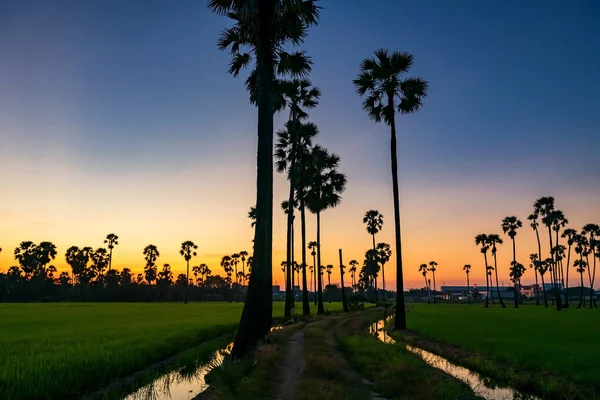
top-left (1, 0), bottom-right (599, 289)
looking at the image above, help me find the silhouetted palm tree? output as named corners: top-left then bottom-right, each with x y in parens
top-left (354, 49), bottom-right (427, 330)
top-left (91, 248), bottom-right (109, 282)
top-left (365, 249), bottom-right (380, 301)
top-left (527, 213), bottom-right (543, 305)
top-left (308, 240), bottom-right (318, 304)
top-left (428, 261), bottom-right (438, 304)
top-left (574, 258), bottom-right (588, 308)
top-left (239, 250), bottom-right (249, 279)
top-left (143, 245), bottom-right (160, 285)
top-left (222, 255), bottom-right (233, 284)
top-left (487, 234), bottom-right (506, 308)
top-left (363, 210), bottom-right (383, 251)
top-left (463, 264), bottom-right (472, 305)
top-left (104, 233), bottom-right (119, 272)
top-left (582, 223), bottom-right (600, 308)
top-left (276, 80), bottom-right (320, 317)
top-left (475, 234), bottom-right (491, 307)
top-left (349, 260), bottom-right (358, 291)
top-left (529, 253), bottom-right (547, 307)
top-left (305, 145), bottom-right (347, 314)
top-left (535, 196), bottom-right (562, 310)
top-left (180, 241), bottom-right (198, 304)
top-left (376, 242), bottom-right (391, 299)
top-left (210, 0), bottom-right (320, 358)
top-left (280, 261), bottom-right (287, 289)
top-left (509, 262), bottom-right (526, 308)
top-left (192, 265), bottom-right (201, 286)
top-left (501, 216), bottom-right (523, 308)
top-left (419, 264), bottom-right (430, 304)
top-left (561, 228), bottom-right (577, 307)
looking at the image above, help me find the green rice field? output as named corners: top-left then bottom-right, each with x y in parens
top-left (406, 303), bottom-right (600, 388)
top-left (0, 302), bottom-right (344, 400)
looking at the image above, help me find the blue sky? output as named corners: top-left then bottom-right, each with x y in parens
top-left (1, 0), bottom-right (599, 286)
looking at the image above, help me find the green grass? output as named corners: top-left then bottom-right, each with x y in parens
top-left (404, 303), bottom-right (600, 393)
top-left (0, 301), bottom-right (344, 400)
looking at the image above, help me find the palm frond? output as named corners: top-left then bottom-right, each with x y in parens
top-left (278, 51), bottom-right (312, 77)
top-left (398, 76), bottom-right (428, 114)
top-left (229, 52), bottom-right (252, 77)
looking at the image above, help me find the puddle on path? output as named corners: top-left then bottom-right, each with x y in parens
top-left (122, 326), bottom-right (284, 400)
top-left (369, 319), bottom-right (540, 400)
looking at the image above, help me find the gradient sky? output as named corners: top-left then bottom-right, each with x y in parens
top-left (1, 0), bottom-right (599, 289)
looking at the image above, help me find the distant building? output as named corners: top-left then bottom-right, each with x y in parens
top-left (272, 285), bottom-right (281, 294)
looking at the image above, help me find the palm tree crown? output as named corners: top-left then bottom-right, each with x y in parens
top-left (501, 216), bottom-right (522, 239)
top-left (363, 210), bottom-right (384, 236)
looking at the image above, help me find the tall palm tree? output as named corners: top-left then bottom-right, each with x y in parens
top-left (501, 216), bottom-right (523, 308)
top-left (192, 265), bottom-right (201, 286)
top-left (308, 240), bottom-right (318, 304)
top-left (363, 210), bottom-right (384, 250)
top-left (582, 223), bottom-right (600, 308)
top-left (354, 49), bottom-right (427, 330)
top-left (305, 145), bottom-right (347, 314)
top-left (376, 242), bottom-right (391, 299)
top-left (210, 0), bottom-right (321, 358)
top-left (280, 200), bottom-right (296, 314)
top-left (231, 253), bottom-right (240, 285)
top-left (280, 261), bottom-right (287, 288)
top-left (365, 249), bottom-right (380, 301)
top-left (535, 196), bottom-right (562, 310)
top-left (561, 228), bottom-right (577, 307)
top-left (463, 264), bottom-right (472, 305)
top-left (104, 233), bottom-right (119, 272)
top-left (527, 213), bottom-right (543, 305)
top-left (180, 241), bottom-right (198, 304)
top-left (428, 261), bottom-right (438, 304)
top-left (143, 245), bottom-right (160, 285)
top-left (475, 234), bottom-right (491, 308)
top-left (573, 233), bottom-right (589, 307)
top-left (419, 263), bottom-right (430, 304)
top-left (325, 264), bottom-right (333, 287)
top-left (276, 79), bottom-right (320, 317)
top-left (552, 212), bottom-right (568, 290)
top-left (487, 234), bottom-right (506, 308)
top-left (509, 262), bottom-right (526, 307)
top-left (349, 260), bottom-right (358, 292)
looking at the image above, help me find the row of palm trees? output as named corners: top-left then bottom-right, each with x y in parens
top-left (210, 0), bottom-right (427, 357)
top-left (469, 196), bottom-right (598, 310)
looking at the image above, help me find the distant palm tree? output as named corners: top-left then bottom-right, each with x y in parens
top-left (221, 255), bottom-right (233, 284)
top-left (104, 233), bottom-right (119, 272)
top-left (475, 234), bottom-right (491, 307)
top-left (428, 261), bottom-right (438, 304)
top-left (354, 49), bottom-right (427, 330)
top-left (463, 264), bottom-right (472, 305)
top-left (365, 249), bottom-right (380, 300)
top-left (90, 248), bottom-right (109, 282)
top-left (308, 240), bottom-right (318, 304)
top-left (180, 241), bottom-right (198, 304)
top-left (376, 242), bottom-right (391, 300)
top-left (363, 210), bottom-right (384, 251)
top-left (239, 251), bottom-right (249, 281)
top-left (501, 216), bottom-right (523, 308)
top-left (419, 264), bottom-right (430, 304)
top-left (535, 196), bottom-right (562, 310)
top-left (561, 228), bottom-right (577, 307)
top-left (143, 245), bottom-right (160, 285)
top-left (529, 253), bottom-right (548, 307)
top-left (509, 262), bottom-right (526, 308)
top-left (231, 253), bottom-right (240, 285)
top-left (574, 258), bottom-right (588, 308)
top-left (192, 265), bottom-right (201, 286)
top-left (349, 260), bottom-right (358, 291)
top-left (527, 213), bottom-right (543, 305)
top-left (326, 264), bottom-right (333, 286)
top-left (280, 261), bottom-right (287, 289)
top-left (280, 200), bottom-right (296, 315)
top-left (487, 234), bottom-right (506, 308)
top-left (582, 224), bottom-right (600, 308)
top-left (305, 145), bottom-right (347, 314)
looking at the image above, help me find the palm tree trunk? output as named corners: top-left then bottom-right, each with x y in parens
top-left (381, 263), bottom-right (386, 301)
top-left (184, 260), bottom-right (189, 304)
top-left (231, 1), bottom-right (275, 359)
top-left (541, 273), bottom-right (548, 308)
top-left (316, 211), bottom-right (325, 314)
top-left (109, 248), bottom-right (113, 272)
top-left (547, 227), bottom-right (562, 310)
top-left (466, 273), bottom-right (471, 305)
top-left (339, 249), bottom-right (348, 312)
top-left (534, 227), bottom-right (542, 305)
top-left (389, 108), bottom-right (406, 330)
top-left (432, 271), bottom-right (437, 305)
top-left (579, 266), bottom-right (585, 308)
top-left (512, 238), bottom-right (518, 308)
top-left (494, 254), bottom-right (506, 308)
top-left (483, 252), bottom-right (490, 308)
top-left (564, 245), bottom-right (571, 307)
top-left (312, 252), bottom-right (317, 305)
top-left (300, 204), bottom-right (309, 316)
top-left (590, 247), bottom-right (597, 308)
top-left (424, 276), bottom-right (430, 304)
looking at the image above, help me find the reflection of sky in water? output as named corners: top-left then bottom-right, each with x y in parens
top-left (122, 343), bottom-right (233, 400)
top-left (369, 320), bottom-right (540, 400)
top-left (122, 326), bottom-right (285, 400)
